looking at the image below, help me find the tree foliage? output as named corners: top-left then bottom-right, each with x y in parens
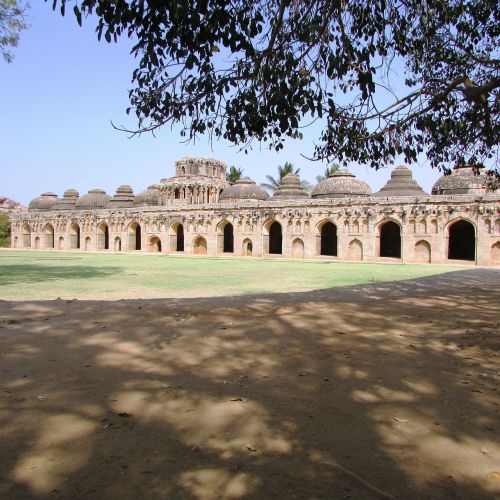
top-left (226, 165), bottom-right (244, 183)
top-left (52, 0), bottom-right (499, 172)
top-left (1, 0), bottom-right (29, 63)
top-left (261, 161), bottom-right (300, 192)
top-left (0, 213), bottom-right (11, 247)
top-left (316, 163), bottom-right (340, 183)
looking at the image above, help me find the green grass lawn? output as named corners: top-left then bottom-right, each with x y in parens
top-left (0, 249), bottom-right (471, 301)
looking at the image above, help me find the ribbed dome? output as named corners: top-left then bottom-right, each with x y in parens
top-left (57, 188), bottom-right (80, 209)
top-left (272, 173), bottom-right (309, 199)
top-left (75, 189), bottom-right (111, 209)
top-left (311, 170), bottom-right (372, 198)
top-left (220, 177), bottom-right (269, 201)
top-left (110, 185), bottom-right (135, 207)
top-left (134, 185), bottom-right (161, 206)
top-left (432, 166), bottom-right (489, 195)
top-left (29, 192), bottom-right (58, 211)
top-left (374, 165), bottom-right (427, 197)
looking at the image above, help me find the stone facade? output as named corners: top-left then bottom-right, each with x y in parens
top-left (10, 158), bottom-right (500, 266)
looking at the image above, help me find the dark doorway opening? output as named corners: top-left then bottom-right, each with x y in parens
top-left (380, 221), bottom-right (401, 258)
top-left (321, 222), bottom-right (337, 256)
top-left (448, 220), bottom-right (475, 261)
top-left (177, 224), bottom-right (184, 251)
top-left (269, 221), bottom-right (282, 254)
top-left (223, 223), bottom-right (234, 253)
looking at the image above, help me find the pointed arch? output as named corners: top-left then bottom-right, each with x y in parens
top-left (491, 242), bottom-right (500, 265)
top-left (217, 220), bottom-right (234, 253)
top-left (316, 220), bottom-right (337, 256)
top-left (114, 236), bottom-right (122, 252)
top-left (414, 240), bottom-right (431, 263)
top-left (242, 238), bottom-right (253, 256)
top-left (57, 236), bottom-right (65, 250)
top-left (22, 223), bottom-right (31, 248)
top-left (148, 235), bottom-right (162, 253)
top-left (193, 235), bottom-right (207, 254)
top-left (129, 222), bottom-right (142, 251)
top-left (97, 222), bottom-right (109, 250)
top-left (44, 223), bottom-right (54, 249)
top-left (84, 236), bottom-right (91, 251)
top-left (348, 239), bottom-right (363, 261)
top-left (263, 219), bottom-right (282, 254)
top-left (170, 222), bottom-right (184, 251)
top-left (378, 220), bottom-right (401, 258)
top-left (292, 238), bottom-right (304, 258)
top-left (447, 219), bottom-right (475, 261)
top-left (70, 222), bottom-right (80, 249)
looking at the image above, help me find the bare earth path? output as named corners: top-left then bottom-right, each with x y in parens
top-left (0, 269), bottom-right (499, 499)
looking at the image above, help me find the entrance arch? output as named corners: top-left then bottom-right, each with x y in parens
top-left (414, 240), bottom-right (431, 263)
top-left (193, 236), bottom-right (207, 254)
top-left (378, 220), bottom-right (401, 258)
top-left (448, 219), bottom-right (475, 261)
top-left (216, 220), bottom-right (234, 253)
top-left (149, 236), bottom-right (162, 253)
top-left (318, 221), bottom-right (337, 256)
top-left (57, 236), bottom-right (65, 250)
top-left (242, 238), bottom-right (253, 256)
top-left (263, 220), bottom-right (282, 254)
top-left (44, 223), bottom-right (54, 249)
top-left (84, 236), bottom-right (91, 251)
top-left (97, 222), bottom-right (109, 250)
top-left (34, 236), bottom-right (40, 249)
top-left (129, 222), bottom-right (142, 251)
top-left (114, 237), bottom-right (122, 252)
top-left (22, 224), bottom-right (31, 248)
top-left (170, 222), bottom-right (184, 251)
top-left (70, 223), bottom-right (80, 249)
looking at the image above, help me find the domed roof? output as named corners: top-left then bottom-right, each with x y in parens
top-left (311, 170), bottom-right (372, 198)
top-left (134, 185), bottom-right (161, 206)
top-left (75, 189), bottom-right (111, 209)
top-left (272, 173), bottom-right (309, 199)
top-left (29, 192), bottom-right (59, 211)
top-left (374, 165), bottom-right (427, 197)
top-left (219, 177), bottom-right (269, 201)
top-left (432, 165), bottom-right (489, 195)
top-left (57, 188), bottom-right (80, 209)
top-left (110, 185), bottom-right (135, 207)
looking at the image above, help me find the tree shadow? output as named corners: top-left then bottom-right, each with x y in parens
top-left (0, 269), bottom-right (499, 498)
top-left (0, 265), bottom-right (123, 286)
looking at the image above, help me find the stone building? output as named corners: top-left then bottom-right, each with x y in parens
top-left (10, 157), bottom-right (500, 266)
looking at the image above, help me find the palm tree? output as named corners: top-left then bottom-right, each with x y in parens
top-left (260, 162), bottom-right (300, 193)
top-left (315, 163), bottom-right (340, 184)
top-left (226, 165), bottom-right (244, 184)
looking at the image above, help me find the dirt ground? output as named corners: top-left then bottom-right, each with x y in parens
top-left (0, 269), bottom-right (499, 499)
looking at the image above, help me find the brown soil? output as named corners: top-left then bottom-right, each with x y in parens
top-left (0, 269), bottom-right (499, 499)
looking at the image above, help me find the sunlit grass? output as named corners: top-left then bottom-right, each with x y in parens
top-left (0, 249), bottom-right (471, 301)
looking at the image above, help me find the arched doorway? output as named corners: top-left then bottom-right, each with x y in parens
top-left (34, 236), bottom-right (40, 249)
top-left (84, 236), bottom-right (91, 251)
top-left (22, 224), bottom-right (31, 248)
top-left (491, 242), bottom-right (500, 264)
top-left (319, 221), bottom-right (337, 256)
top-left (114, 237), bottom-right (122, 252)
top-left (149, 236), bottom-right (162, 253)
top-left (70, 223), bottom-right (80, 249)
top-left (193, 236), bottom-right (207, 254)
top-left (292, 238), bottom-right (304, 258)
top-left (44, 224), bottom-right (54, 249)
top-left (348, 239), bottom-right (363, 261)
top-left (58, 236), bottom-right (65, 250)
top-left (97, 223), bottom-right (109, 250)
top-left (170, 222), bottom-right (184, 251)
top-left (379, 221), bottom-right (401, 258)
top-left (223, 223), bottom-right (234, 253)
top-left (448, 220), bottom-right (475, 261)
top-left (242, 238), bottom-right (253, 256)
top-left (129, 222), bottom-right (142, 251)
top-left (268, 221), bottom-right (282, 255)
top-left (414, 240), bottom-right (431, 263)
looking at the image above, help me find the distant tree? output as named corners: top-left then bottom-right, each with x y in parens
top-left (226, 165), bottom-right (244, 184)
top-left (316, 163), bottom-right (341, 184)
top-left (51, 0), bottom-right (499, 172)
top-left (0, 0), bottom-right (29, 63)
top-left (261, 162), bottom-right (300, 193)
top-left (0, 212), bottom-right (11, 247)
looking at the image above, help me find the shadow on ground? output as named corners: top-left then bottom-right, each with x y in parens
top-left (0, 269), bottom-right (498, 499)
top-left (0, 265), bottom-right (122, 286)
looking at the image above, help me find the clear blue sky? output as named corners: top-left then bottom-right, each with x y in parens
top-left (1, 3), bottom-right (442, 206)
